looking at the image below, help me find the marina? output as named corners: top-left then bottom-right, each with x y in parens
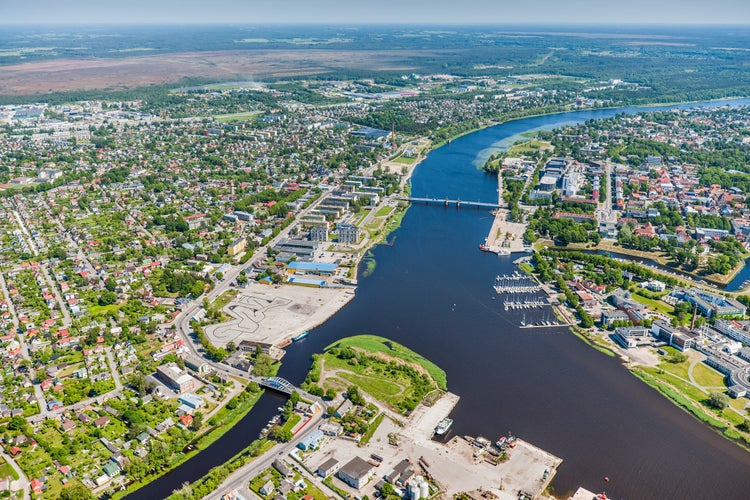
top-left (503, 297), bottom-right (547, 310)
top-left (493, 273), bottom-right (542, 294)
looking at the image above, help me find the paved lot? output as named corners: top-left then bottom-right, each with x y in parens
top-left (301, 392), bottom-right (561, 499)
top-left (204, 283), bottom-right (355, 347)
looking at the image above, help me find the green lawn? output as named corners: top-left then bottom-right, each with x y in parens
top-left (657, 356), bottom-right (691, 381)
top-left (214, 111), bottom-right (261, 123)
top-left (279, 413), bottom-right (301, 434)
top-left (326, 335), bottom-right (447, 390)
top-left (392, 155), bottom-right (417, 164)
top-left (693, 363), bottom-right (726, 388)
top-left (630, 292), bottom-right (675, 316)
top-left (730, 397), bottom-right (748, 411)
top-left (359, 413), bottom-right (384, 446)
top-left (633, 367), bottom-right (726, 429)
top-left (505, 139), bottom-right (552, 156)
top-left (0, 460), bottom-right (19, 480)
top-left (319, 343), bottom-right (441, 412)
top-left (337, 371), bottom-right (404, 399)
top-left (375, 206), bottom-right (394, 217)
top-left (211, 289), bottom-right (239, 311)
top-left (88, 302), bottom-right (122, 317)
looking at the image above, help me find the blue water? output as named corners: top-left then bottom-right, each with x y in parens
top-left (134, 99), bottom-right (750, 499)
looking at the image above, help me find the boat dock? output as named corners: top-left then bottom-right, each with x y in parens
top-left (520, 322), bottom-right (564, 329)
top-left (503, 298), bottom-right (546, 310)
top-left (494, 273), bottom-right (542, 294)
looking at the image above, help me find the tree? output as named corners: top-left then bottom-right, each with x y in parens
top-left (125, 456), bottom-right (149, 481)
top-left (128, 372), bottom-right (150, 396)
top-left (8, 415), bottom-right (27, 432)
top-left (380, 482), bottom-right (396, 497)
top-left (346, 385), bottom-right (365, 405)
top-left (325, 387), bottom-right (337, 400)
top-left (49, 246), bottom-right (68, 260)
top-left (270, 426), bottom-right (293, 442)
top-left (252, 353), bottom-right (274, 377)
top-left (98, 290), bottom-right (117, 306)
top-left (191, 412), bottom-right (204, 431)
top-left (708, 392), bottom-right (730, 410)
top-left (667, 351), bottom-right (687, 364)
top-left (59, 482), bottom-right (93, 500)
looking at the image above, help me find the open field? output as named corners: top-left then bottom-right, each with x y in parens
top-left (325, 335), bottom-right (447, 390)
top-left (214, 111), bottom-right (262, 123)
top-left (0, 49), bottom-right (455, 95)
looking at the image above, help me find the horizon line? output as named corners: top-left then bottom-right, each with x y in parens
top-left (2, 21), bottom-right (750, 27)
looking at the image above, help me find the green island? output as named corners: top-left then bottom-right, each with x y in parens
top-left (302, 335), bottom-right (447, 413)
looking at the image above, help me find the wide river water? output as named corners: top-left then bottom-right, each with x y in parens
top-left (133, 99), bottom-right (750, 499)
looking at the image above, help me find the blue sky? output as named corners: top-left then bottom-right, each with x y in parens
top-left (2, 0), bottom-right (750, 25)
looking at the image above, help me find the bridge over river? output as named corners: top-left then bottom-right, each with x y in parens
top-left (258, 376), bottom-right (297, 395)
top-left (399, 196), bottom-right (504, 209)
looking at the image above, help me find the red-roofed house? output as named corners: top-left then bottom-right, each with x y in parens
top-left (94, 416), bottom-right (110, 428)
top-left (178, 415), bottom-right (193, 429)
top-left (30, 478), bottom-right (43, 494)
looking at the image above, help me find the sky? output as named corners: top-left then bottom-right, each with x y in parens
top-left (2, 0), bottom-right (750, 25)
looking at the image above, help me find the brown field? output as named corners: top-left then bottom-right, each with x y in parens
top-left (0, 49), bottom-right (455, 95)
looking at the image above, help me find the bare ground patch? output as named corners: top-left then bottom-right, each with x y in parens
top-left (0, 49), bottom-right (460, 95)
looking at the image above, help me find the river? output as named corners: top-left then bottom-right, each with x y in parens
top-left (133, 99), bottom-right (750, 499)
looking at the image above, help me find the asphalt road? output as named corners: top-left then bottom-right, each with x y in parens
top-left (206, 411), bottom-right (325, 499)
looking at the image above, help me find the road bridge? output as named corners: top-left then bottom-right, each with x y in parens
top-left (259, 376), bottom-right (297, 395)
top-left (399, 197), bottom-right (503, 209)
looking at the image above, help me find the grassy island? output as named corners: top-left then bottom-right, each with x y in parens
top-left (302, 335), bottom-right (447, 414)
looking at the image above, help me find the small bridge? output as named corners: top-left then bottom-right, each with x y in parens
top-left (259, 376), bottom-right (296, 395)
top-left (400, 197), bottom-right (502, 209)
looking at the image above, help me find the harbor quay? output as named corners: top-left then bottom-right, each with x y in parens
top-left (293, 392), bottom-right (562, 500)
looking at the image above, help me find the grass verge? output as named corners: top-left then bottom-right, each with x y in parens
top-left (359, 413), bottom-right (385, 446)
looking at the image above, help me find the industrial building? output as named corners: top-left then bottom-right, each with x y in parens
top-left (273, 238), bottom-right (319, 261)
top-left (287, 261), bottom-right (337, 276)
top-left (156, 362), bottom-right (195, 394)
top-left (676, 288), bottom-right (746, 318)
top-left (337, 456), bottom-right (374, 489)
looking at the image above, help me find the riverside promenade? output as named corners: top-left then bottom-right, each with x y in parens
top-left (483, 172), bottom-right (528, 253)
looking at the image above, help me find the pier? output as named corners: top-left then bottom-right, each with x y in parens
top-left (494, 273), bottom-right (542, 294)
top-left (503, 298), bottom-right (547, 310)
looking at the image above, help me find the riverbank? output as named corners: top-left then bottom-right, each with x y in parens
top-left (595, 240), bottom-right (748, 288)
top-left (293, 335), bottom-right (562, 500)
top-left (537, 238), bottom-right (749, 291)
top-left (116, 384), bottom-right (265, 498)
